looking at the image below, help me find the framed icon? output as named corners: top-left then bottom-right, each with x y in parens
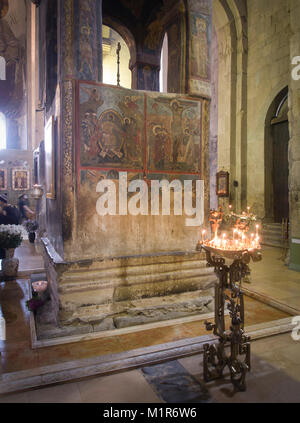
top-left (216, 171), bottom-right (229, 197)
top-left (12, 168), bottom-right (30, 191)
top-left (0, 168), bottom-right (7, 190)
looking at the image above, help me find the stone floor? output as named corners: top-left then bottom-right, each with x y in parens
top-left (0, 333), bottom-right (299, 403)
top-left (0, 242), bottom-right (299, 402)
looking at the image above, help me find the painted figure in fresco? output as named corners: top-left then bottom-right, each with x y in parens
top-left (94, 110), bottom-right (125, 162)
top-left (191, 16), bottom-right (209, 79)
top-left (123, 117), bottom-right (142, 163)
top-left (152, 125), bottom-right (171, 169)
top-left (80, 87), bottom-right (103, 157)
top-left (82, 111), bottom-right (97, 153)
top-left (80, 88), bottom-right (103, 116)
top-left (152, 97), bottom-right (200, 171)
top-left (144, 12), bottom-right (163, 51)
top-left (0, 0), bottom-right (8, 18)
top-left (170, 99), bottom-right (184, 163)
top-left (78, 1), bottom-right (95, 79)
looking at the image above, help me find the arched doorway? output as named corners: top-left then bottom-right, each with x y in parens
top-left (265, 87), bottom-right (289, 222)
top-left (102, 25), bottom-right (131, 89)
top-left (271, 95), bottom-right (289, 222)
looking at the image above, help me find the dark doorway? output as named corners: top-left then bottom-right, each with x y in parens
top-left (271, 120), bottom-right (289, 222)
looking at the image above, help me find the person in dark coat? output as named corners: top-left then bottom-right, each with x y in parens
top-left (18, 194), bottom-right (35, 223)
top-left (0, 194), bottom-right (20, 225)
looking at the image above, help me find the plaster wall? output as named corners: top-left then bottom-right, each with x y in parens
top-left (247, 0), bottom-right (290, 217)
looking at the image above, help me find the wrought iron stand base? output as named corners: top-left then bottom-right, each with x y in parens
top-left (200, 246), bottom-right (257, 392)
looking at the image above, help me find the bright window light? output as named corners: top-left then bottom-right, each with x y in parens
top-left (0, 113), bottom-right (7, 149)
top-left (159, 33), bottom-right (168, 93)
top-left (0, 56), bottom-right (5, 80)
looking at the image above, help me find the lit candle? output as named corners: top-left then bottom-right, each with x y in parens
top-left (222, 233), bottom-right (226, 248)
top-left (256, 224), bottom-right (259, 238)
top-left (202, 229), bottom-right (206, 243)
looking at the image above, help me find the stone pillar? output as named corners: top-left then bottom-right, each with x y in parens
top-left (58, 0), bottom-right (103, 259)
top-left (60, 0), bottom-right (103, 82)
top-left (130, 60), bottom-right (160, 91)
top-left (288, 0), bottom-right (300, 271)
top-left (186, 0), bottom-right (212, 223)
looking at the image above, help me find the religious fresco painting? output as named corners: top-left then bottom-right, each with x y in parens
top-left (189, 0), bottom-right (211, 15)
top-left (146, 93), bottom-right (201, 173)
top-left (0, 168), bottom-right (7, 190)
top-left (74, 0), bottom-right (102, 81)
top-left (79, 84), bottom-right (145, 169)
top-left (190, 13), bottom-right (210, 81)
top-left (78, 83), bottom-right (202, 177)
top-left (11, 168), bottom-right (30, 191)
top-left (167, 20), bottom-right (183, 93)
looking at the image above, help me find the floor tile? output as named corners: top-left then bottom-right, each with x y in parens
top-left (0, 391), bottom-right (30, 403)
top-left (78, 370), bottom-right (161, 403)
top-left (141, 360), bottom-right (214, 403)
top-left (28, 382), bottom-right (82, 403)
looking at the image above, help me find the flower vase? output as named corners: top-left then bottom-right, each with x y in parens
top-left (2, 248), bottom-right (19, 279)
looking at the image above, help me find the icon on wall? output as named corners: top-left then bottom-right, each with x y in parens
top-left (216, 171), bottom-right (229, 197)
top-left (0, 168), bottom-right (7, 190)
top-left (12, 168), bottom-right (30, 191)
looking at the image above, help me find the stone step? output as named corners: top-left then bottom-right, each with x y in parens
top-left (262, 233), bottom-right (283, 240)
top-left (58, 272), bottom-right (217, 312)
top-left (262, 223), bottom-right (283, 231)
top-left (62, 251), bottom-right (205, 274)
top-left (59, 265), bottom-right (215, 292)
top-left (261, 238), bottom-right (285, 248)
top-left (61, 258), bottom-right (209, 283)
top-left (36, 288), bottom-right (215, 337)
top-left (263, 229), bottom-right (284, 236)
top-left (262, 227), bottom-right (283, 235)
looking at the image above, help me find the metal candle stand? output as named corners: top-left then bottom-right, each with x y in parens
top-left (198, 243), bottom-right (262, 391)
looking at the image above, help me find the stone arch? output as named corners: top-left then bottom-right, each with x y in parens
top-left (102, 16), bottom-right (136, 87)
top-left (101, 22), bottom-right (133, 88)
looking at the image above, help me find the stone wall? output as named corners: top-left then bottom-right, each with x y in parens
top-left (288, 0), bottom-right (300, 270)
top-left (247, 0), bottom-right (290, 217)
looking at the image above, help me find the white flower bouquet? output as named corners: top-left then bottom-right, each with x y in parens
top-left (0, 224), bottom-right (23, 249)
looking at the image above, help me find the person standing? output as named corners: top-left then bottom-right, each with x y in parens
top-left (18, 194), bottom-right (35, 223)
